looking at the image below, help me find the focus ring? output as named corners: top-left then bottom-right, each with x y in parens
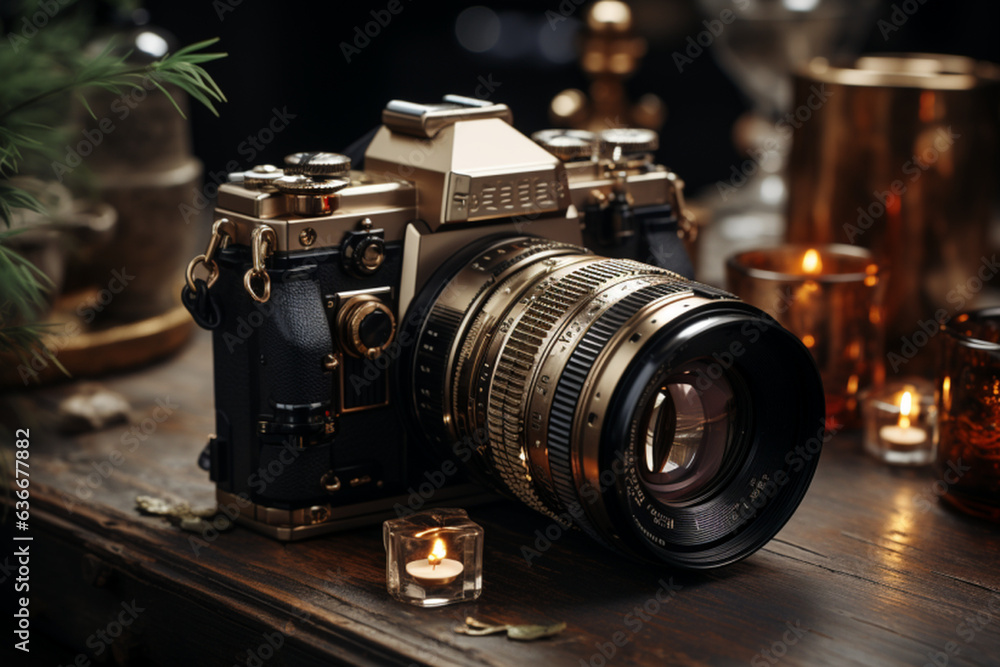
top-left (485, 259), bottom-right (656, 513)
top-left (546, 281), bottom-right (692, 544)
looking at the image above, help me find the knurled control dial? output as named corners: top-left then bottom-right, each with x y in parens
top-left (272, 174), bottom-right (350, 195)
top-left (598, 128), bottom-right (659, 158)
top-left (531, 129), bottom-right (598, 161)
top-left (283, 152), bottom-right (352, 177)
top-left (348, 235), bottom-right (385, 274)
top-left (337, 295), bottom-right (396, 359)
top-left (230, 164), bottom-right (284, 189)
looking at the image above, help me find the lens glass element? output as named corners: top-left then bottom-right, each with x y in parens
top-left (638, 360), bottom-right (736, 502)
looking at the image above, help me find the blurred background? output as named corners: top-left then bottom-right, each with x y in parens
top-left (144, 0), bottom-right (1000, 197)
top-left (1, 0), bottom-right (997, 388)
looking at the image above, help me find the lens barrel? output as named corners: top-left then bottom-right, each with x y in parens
top-left (403, 237), bottom-right (825, 568)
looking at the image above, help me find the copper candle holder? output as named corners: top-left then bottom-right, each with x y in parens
top-left (726, 244), bottom-right (886, 428)
top-left (935, 308), bottom-right (1000, 522)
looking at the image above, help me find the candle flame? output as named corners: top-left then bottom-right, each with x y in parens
top-left (899, 390), bottom-right (913, 429)
top-left (801, 249), bottom-right (822, 274)
top-left (427, 538), bottom-right (447, 566)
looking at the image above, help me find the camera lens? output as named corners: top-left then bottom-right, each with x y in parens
top-left (636, 361), bottom-right (736, 503)
top-left (403, 237), bottom-right (825, 569)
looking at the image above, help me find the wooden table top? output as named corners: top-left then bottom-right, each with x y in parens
top-left (4, 329), bottom-right (999, 667)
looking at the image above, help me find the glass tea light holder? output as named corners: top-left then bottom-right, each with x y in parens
top-left (861, 379), bottom-right (937, 465)
top-left (726, 244), bottom-right (886, 428)
top-left (383, 508), bottom-right (484, 607)
top-left (935, 309), bottom-right (1000, 522)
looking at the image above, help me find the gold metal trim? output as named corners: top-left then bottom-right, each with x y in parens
top-left (801, 54), bottom-right (1000, 90)
top-left (216, 485), bottom-right (497, 541)
top-left (243, 225), bottom-right (276, 303)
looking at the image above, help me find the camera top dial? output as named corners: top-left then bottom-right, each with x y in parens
top-left (228, 163), bottom-right (284, 189)
top-left (599, 128), bottom-right (659, 161)
top-left (531, 129), bottom-right (598, 161)
top-left (283, 151), bottom-right (352, 177)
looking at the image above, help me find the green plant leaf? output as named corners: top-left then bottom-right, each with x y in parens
top-left (0, 14), bottom-right (227, 371)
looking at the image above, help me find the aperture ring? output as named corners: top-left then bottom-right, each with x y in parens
top-left (545, 281), bottom-right (693, 545)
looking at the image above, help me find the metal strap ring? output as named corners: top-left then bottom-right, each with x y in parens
top-left (186, 254), bottom-right (219, 291)
top-left (243, 268), bottom-right (271, 303)
top-left (251, 226), bottom-right (277, 271)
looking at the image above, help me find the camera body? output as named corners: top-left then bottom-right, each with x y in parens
top-left (186, 95), bottom-right (697, 540)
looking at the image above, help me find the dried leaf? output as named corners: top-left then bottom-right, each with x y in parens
top-left (179, 517), bottom-right (213, 534)
top-left (507, 623), bottom-right (567, 641)
top-left (136, 495), bottom-right (175, 516)
top-left (454, 617), bottom-right (566, 642)
top-left (135, 495), bottom-right (222, 533)
top-left (454, 624), bottom-right (509, 636)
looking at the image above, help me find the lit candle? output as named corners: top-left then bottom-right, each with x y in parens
top-left (801, 248), bottom-right (822, 275)
top-left (405, 537), bottom-right (464, 585)
top-left (879, 390), bottom-right (927, 446)
top-left (795, 249), bottom-right (822, 347)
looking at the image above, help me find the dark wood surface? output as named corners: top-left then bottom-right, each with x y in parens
top-left (3, 329), bottom-right (999, 667)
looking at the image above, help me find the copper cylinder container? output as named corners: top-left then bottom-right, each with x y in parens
top-left (935, 308), bottom-right (1000, 522)
top-left (785, 54), bottom-right (1000, 378)
top-left (726, 244), bottom-right (886, 428)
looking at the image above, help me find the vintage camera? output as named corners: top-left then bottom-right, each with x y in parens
top-left (183, 95), bottom-right (825, 568)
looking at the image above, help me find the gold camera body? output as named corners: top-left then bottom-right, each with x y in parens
top-left (188, 95), bottom-right (696, 541)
